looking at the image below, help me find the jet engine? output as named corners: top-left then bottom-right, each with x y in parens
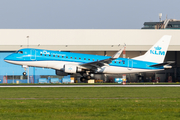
top-left (56, 65), bottom-right (83, 76)
top-left (56, 70), bottom-right (68, 76)
top-left (56, 64), bottom-right (83, 75)
top-left (63, 64), bottom-right (82, 73)
top-left (64, 64), bottom-right (77, 73)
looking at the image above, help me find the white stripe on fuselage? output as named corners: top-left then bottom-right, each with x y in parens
top-left (4, 60), bottom-right (163, 74)
top-left (4, 60), bottom-right (79, 70)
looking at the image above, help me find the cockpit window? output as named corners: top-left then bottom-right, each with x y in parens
top-left (16, 51), bottom-right (23, 54)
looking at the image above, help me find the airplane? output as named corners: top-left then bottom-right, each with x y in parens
top-left (4, 35), bottom-right (172, 82)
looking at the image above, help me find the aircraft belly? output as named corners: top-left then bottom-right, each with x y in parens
top-left (47, 61), bottom-right (80, 70)
top-left (103, 66), bottom-right (131, 73)
top-left (4, 60), bottom-right (48, 68)
top-left (5, 60), bottom-right (163, 74)
top-left (103, 66), bottom-right (162, 74)
top-left (5, 60), bottom-right (80, 70)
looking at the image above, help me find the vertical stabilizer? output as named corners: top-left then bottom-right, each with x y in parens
top-left (133, 35), bottom-right (171, 63)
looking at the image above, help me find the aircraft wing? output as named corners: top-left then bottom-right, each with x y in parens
top-left (80, 58), bottom-right (114, 69)
top-left (80, 45), bottom-right (125, 69)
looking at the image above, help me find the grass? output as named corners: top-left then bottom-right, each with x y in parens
top-left (0, 87), bottom-right (180, 119)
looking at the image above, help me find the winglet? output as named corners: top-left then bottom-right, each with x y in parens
top-left (112, 44), bottom-right (126, 59)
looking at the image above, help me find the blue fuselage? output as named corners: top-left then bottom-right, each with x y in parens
top-left (4, 48), bottom-right (163, 72)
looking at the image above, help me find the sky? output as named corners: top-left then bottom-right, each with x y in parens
top-left (0, 0), bottom-right (179, 29)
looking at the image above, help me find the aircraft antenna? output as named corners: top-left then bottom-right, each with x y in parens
top-left (159, 13), bottom-right (162, 22)
top-left (27, 36), bottom-right (29, 48)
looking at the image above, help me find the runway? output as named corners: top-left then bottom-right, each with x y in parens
top-left (0, 85), bottom-right (180, 87)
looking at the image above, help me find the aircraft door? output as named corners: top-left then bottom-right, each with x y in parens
top-left (30, 49), bottom-right (36, 60)
top-left (128, 59), bottom-right (133, 70)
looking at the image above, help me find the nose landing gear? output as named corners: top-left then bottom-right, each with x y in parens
top-left (22, 65), bottom-right (28, 76)
top-left (23, 72), bottom-right (27, 76)
top-left (22, 65), bottom-right (29, 83)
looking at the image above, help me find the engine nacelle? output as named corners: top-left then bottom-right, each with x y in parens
top-left (56, 65), bottom-right (83, 75)
top-left (56, 70), bottom-right (68, 76)
top-left (64, 64), bottom-right (81, 73)
top-left (63, 64), bottom-right (83, 73)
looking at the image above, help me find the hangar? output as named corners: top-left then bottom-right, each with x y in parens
top-left (0, 29), bottom-right (180, 83)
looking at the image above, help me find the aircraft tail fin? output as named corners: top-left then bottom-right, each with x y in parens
top-left (133, 35), bottom-right (171, 63)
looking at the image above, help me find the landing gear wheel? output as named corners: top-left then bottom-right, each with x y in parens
top-left (23, 72), bottom-right (27, 76)
top-left (80, 77), bottom-right (86, 82)
top-left (87, 75), bottom-right (91, 80)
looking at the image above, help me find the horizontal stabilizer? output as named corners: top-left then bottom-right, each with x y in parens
top-left (150, 61), bottom-right (175, 67)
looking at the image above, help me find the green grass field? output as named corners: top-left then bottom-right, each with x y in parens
top-left (0, 87), bottom-right (180, 120)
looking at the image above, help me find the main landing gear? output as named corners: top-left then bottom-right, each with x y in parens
top-left (80, 72), bottom-right (94, 82)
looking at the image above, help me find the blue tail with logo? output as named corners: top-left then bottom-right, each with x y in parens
top-left (133, 35), bottom-right (171, 63)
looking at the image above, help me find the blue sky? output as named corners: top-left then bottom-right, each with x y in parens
top-left (0, 0), bottom-right (179, 29)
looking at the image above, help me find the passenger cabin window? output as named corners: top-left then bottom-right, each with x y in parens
top-left (75, 57), bottom-right (76, 59)
top-left (84, 58), bottom-right (86, 60)
top-left (53, 55), bottom-right (55, 57)
top-left (79, 58), bottom-right (81, 60)
top-left (49, 55), bottom-right (51, 56)
top-left (58, 55), bottom-right (59, 57)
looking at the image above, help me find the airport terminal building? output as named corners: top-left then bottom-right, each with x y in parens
top-left (0, 28), bottom-right (180, 83)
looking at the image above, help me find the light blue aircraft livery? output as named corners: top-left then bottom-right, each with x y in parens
top-left (4, 35), bottom-right (172, 82)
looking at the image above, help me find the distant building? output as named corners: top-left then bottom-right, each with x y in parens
top-left (142, 19), bottom-right (180, 29)
top-left (0, 29), bottom-right (180, 83)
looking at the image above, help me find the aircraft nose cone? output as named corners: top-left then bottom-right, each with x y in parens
top-left (4, 54), bottom-right (13, 61)
top-left (4, 56), bottom-right (9, 61)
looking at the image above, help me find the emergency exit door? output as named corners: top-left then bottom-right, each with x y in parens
top-left (128, 59), bottom-right (133, 70)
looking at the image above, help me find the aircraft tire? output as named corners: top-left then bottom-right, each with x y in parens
top-left (80, 77), bottom-right (86, 82)
top-left (87, 75), bottom-right (91, 80)
top-left (23, 72), bottom-right (27, 76)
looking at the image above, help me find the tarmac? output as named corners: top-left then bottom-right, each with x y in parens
top-left (0, 85), bottom-right (180, 87)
